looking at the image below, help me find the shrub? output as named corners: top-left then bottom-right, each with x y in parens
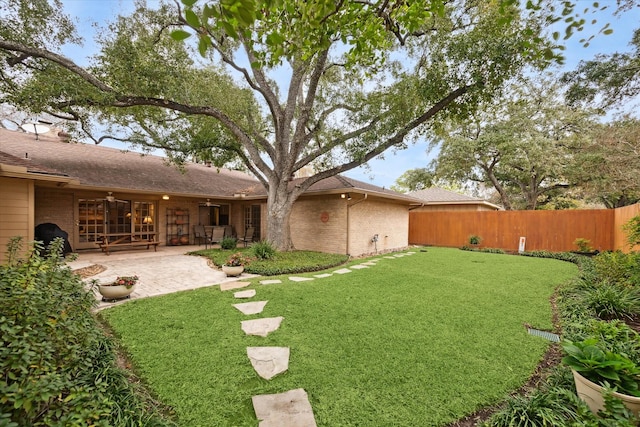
top-left (251, 240), bottom-right (276, 260)
top-left (0, 237), bottom-right (174, 427)
top-left (583, 282), bottom-right (640, 321)
top-left (574, 238), bottom-right (594, 253)
top-left (593, 251), bottom-right (640, 287)
top-left (220, 237), bottom-right (237, 250)
top-left (623, 215), bottom-right (640, 249)
top-left (468, 235), bottom-right (481, 245)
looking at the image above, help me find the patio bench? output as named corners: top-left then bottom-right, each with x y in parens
top-left (97, 233), bottom-right (159, 255)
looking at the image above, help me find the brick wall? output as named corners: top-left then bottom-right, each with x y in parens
top-left (291, 196), bottom-right (348, 254)
top-left (348, 199), bottom-right (409, 256)
top-left (35, 187), bottom-right (74, 243)
top-left (291, 195), bottom-right (409, 256)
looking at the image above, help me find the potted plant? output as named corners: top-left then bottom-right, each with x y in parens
top-left (562, 338), bottom-right (640, 417)
top-left (97, 275), bottom-right (138, 301)
top-left (222, 252), bottom-right (252, 277)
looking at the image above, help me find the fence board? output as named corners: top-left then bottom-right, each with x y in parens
top-left (409, 209), bottom-right (616, 252)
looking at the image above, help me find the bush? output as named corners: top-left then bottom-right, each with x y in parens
top-left (220, 237), bottom-right (237, 250)
top-left (251, 240), bottom-right (276, 260)
top-left (583, 281), bottom-right (640, 321)
top-left (594, 251), bottom-right (640, 287)
top-left (0, 238), bottom-right (174, 427)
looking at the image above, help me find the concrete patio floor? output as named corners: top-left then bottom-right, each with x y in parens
top-left (67, 244), bottom-right (256, 309)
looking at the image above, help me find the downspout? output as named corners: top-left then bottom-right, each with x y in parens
top-left (346, 193), bottom-right (367, 256)
top-left (408, 202), bottom-right (425, 211)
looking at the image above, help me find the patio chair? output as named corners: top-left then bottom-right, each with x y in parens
top-left (238, 227), bottom-right (255, 247)
top-left (208, 226), bottom-right (225, 247)
top-left (193, 225), bottom-right (207, 246)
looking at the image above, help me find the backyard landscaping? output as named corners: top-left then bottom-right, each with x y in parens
top-left (101, 247), bottom-right (578, 426)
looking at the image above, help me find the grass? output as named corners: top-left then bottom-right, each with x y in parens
top-left (101, 247), bottom-right (578, 426)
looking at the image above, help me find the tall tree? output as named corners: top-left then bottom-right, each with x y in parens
top-left (431, 77), bottom-right (597, 210)
top-left (562, 1), bottom-right (640, 109)
top-left (390, 168), bottom-right (435, 193)
top-left (570, 118), bottom-right (640, 208)
top-left (0, 0), bottom-right (569, 249)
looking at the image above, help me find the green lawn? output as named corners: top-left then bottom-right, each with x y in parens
top-left (101, 247), bottom-right (578, 426)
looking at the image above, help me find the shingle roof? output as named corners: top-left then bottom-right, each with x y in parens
top-left (297, 175), bottom-right (421, 203)
top-left (0, 128), bottom-right (414, 203)
top-left (408, 188), bottom-right (484, 202)
top-left (408, 187), bottom-right (502, 209)
top-left (0, 150), bottom-right (69, 176)
top-left (0, 128), bottom-right (265, 198)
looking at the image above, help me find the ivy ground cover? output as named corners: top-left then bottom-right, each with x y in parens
top-left (101, 247), bottom-right (577, 426)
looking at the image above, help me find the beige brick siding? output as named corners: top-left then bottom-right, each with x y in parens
top-left (290, 196), bottom-right (347, 254)
top-left (0, 177), bottom-right (34, 262)
top-left (35, 188), bottom-right (75, 243)
top-left (348, 199), bottom-right (408, 256)
top-left (291, 196), bottom-right (409, 256)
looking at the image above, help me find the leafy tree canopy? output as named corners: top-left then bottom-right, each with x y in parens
top-left (430, 75), bottom-right (599, 210)
top-left (0, 0), bottom-right (589, 248)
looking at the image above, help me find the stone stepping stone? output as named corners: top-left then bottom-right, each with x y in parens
top-left (406, 251), bottom-right (416, 255)
top-left (220, 281), bottom-right (251, 291)
top-left (233, 301), bottom-right (268, 315)
top-left (241, 317), bottom-right (284, 337)
top-left (247, 347), bottom-right (290, 380)
top-left (369, 258), bottom-right (382, 262)
top-left (314, 273), bottom-right (332, 278)
top-left (260, 279), bottom-right (282, 285)
top-left (333, 268), bottom-right (352, 274)
top-left (234, 289), bottom-right (256, 299)
top-left (383, 256), bottom-right (396, 259)
top-left (350, 264), bottom-right (369, 269)
top-left (393, 254), bottom-right (405, 258)
top-left (252, 388), bottom-right (317, 427)
top-left (361, 261), bottom-right (377, 266)
top-left (289, 276), bottom-right (314, 282)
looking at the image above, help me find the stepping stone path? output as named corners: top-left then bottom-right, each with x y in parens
top-left (260, 279), bottom-right (282, 285)
top-left (234, 289), bottom-right (256, 298)
top-left (252, 388), bottom-right (317, 427)
top-left (247, 347), bottom-right (290, 380)
top-left (225, 251), bottom-right (416, 424)
top-left (241, 317), bottom-right (284, 337)
top-left (289, 276), bottom-right (314, 282)
top-left (233, 301), bottom-right (268, 315)
top-left (220, 281), bottom-right (251, 291)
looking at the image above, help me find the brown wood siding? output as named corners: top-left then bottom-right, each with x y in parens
top-left (409, 209), bottom-right (615, 252)
top-left (0, 177), bottom-right (34, 262)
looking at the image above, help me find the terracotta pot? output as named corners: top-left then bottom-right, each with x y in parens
top-left (170, 237), bottom-right (179, 245)
top-left (98, 284), bottom-right (136, 301)
top-left (179, 235), bottom-right (189, 245)
top-left (572, 370), bottom-right (640, 417)
top-left (176, 219), bottom-right (185, 225)
top-left (175, 210), bottom-right (185, 215)
top-left (222, 265), bottom-right (244, 277)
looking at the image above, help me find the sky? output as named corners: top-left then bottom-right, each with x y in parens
top-left (54, 0), bottom-right (640, 189)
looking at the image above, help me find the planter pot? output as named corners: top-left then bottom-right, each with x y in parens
top-left (222, 265), bottom-right (244, 277)
top-left (179, 235), bottom-right (189, 245)
top-left (98, 284), bottom-right (136, 301)
top-left (175, 219), bottom-right (185, 225)
top-left (170, 237), bottom-right (180, 245)
top-left (572, 370), bottom-right (640, 417)
top-left (174, 210), bottom-right (185, 215)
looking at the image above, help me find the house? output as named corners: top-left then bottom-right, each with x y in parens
top-left (0, 128), bottom-right (419, 261)
top-left (408, 188), bottom-right (502, 212)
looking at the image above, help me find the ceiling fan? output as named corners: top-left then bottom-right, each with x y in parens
top-left (103, 192), bottom-right (128, 203)
top-left (200, 198), bottom-right (220, 207)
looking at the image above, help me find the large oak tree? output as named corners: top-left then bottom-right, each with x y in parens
top-left (1, 0), bottom-right (569, 249)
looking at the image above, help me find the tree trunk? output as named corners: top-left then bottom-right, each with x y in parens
top-left (265, 181), bottom-right (296, 251)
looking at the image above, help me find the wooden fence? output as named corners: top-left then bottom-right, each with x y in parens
top-left (409, 204), bottom-right (640, 253)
